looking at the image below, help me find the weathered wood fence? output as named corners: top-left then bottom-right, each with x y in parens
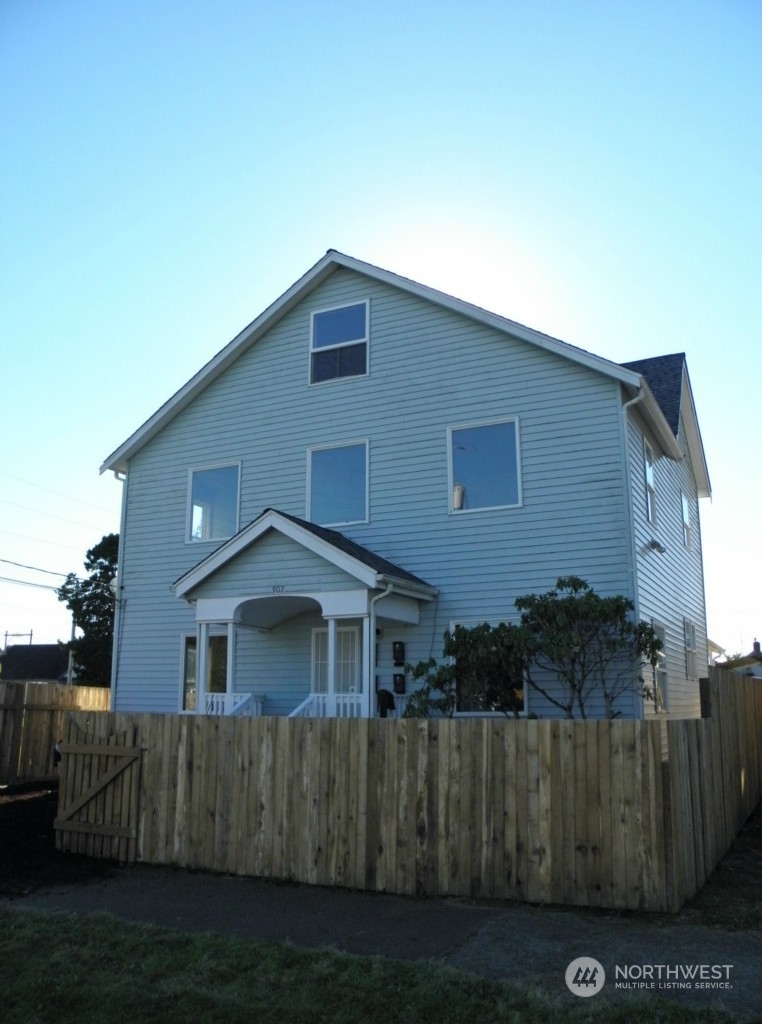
top-left (53, 666), bottom-right (762, 912)
top-left (0, 681), bottom-right (110, 785)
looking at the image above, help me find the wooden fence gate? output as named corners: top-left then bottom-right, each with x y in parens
top-left (54, 718), bottom-right (141, 863)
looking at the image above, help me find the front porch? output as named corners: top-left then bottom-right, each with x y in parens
top-left (172, 509), bottom-right (437, 720)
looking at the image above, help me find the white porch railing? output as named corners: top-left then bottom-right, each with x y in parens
top-left (204, 692), bottom-right (265, 717)
top-left (288, 692), bottom-right (365, 718)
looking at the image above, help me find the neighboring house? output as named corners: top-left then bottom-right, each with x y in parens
top-left (0, 644), bottom-right (69, 682)
top-left (101, 251), bottom-right (711, 720)
top-left (723, 640), bottom-right (762, 679)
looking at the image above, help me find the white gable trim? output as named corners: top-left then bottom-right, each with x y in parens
top-left (101, 250), bottom-right (646, 474)
top-left (172, 508), bottom-right (436, 600)
top-left (680, 368), bottom-right (711, 499)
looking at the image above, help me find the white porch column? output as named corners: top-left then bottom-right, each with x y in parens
top-left (327, 617), bottom-right (337, 717)
top-left (226, 621), bottom-right (235, 695)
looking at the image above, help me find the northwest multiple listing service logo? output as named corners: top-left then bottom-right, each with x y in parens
top-left (565, 958), bottom-right (734, 998)
top-left (566, 957), bottom-right (606, 997)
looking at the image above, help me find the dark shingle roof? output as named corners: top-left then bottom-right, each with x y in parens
top-left (273, 510), bottom-right (433, 589)
top-left (0, 644), bottom-right (68, 681)
top-left (621, 353), bottom-right (685, 436)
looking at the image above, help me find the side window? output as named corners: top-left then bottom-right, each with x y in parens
top-left (681, 493), bottom-right (691, 547)
top-left (180, 633), bottom-right (228, 711)
top-left (308, 441), bottom-right (368, 526)
top-left (651, 621), bottom-right (668, 710)
top-left (448, 418), bottom-right (521, 512)
top-left (310, 301), bottom-right (368, 383)
top-left (684, 618), bottom-right (697, 680)
top-left (188, 464), bottom-right (240, 542)
top-left (644, 440), bottom-right (656, 524)
top-left (450, 620), bottom-right (525, 715)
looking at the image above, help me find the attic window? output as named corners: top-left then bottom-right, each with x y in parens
top-left (310, 301), bottom-right (368, 383)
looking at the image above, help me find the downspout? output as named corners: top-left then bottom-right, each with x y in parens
top-left (368, 580), bottom-right (394, 718)
top-left (621, 386), bottom-right (645, 717)
top-left (108, 468), bottom-right (128, 712)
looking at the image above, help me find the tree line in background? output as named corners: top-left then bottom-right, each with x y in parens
top-left (405, 576), bottom-right (662, 720)
top-left (57, 533), bottom-right (118, 686)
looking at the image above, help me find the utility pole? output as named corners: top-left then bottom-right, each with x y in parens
top-left (3, 630), bottom-right (33, 648)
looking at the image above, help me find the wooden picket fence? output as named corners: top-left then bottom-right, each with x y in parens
top-left (52, 666), bottom-right (762, 912)
top-left (0, 681), bottom-right (110, 785)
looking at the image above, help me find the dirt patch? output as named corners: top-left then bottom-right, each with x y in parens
top-left (0, 783), bottom-right (112, 897)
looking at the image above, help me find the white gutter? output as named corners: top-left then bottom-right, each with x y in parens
top-left (621, 388), bottom-right (646, 718)
top-left (367, 581), bottom-right (394, 718)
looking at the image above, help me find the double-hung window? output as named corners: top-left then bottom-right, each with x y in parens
top-left (449, 619), bottom-right (526, 715)
top-left (448, 418), bottom-right (521, 512)
top-left (187, 463), bottom-right (240, 542)
top-left (310, 301), bottom-right (368, 383)
top-left (308, 441), bottom-right (368, 526)
top-left (684, 618), bottom-right (697, 680)
top-left (681, 493), bottom-right (691, 547)
top-left (651, 621), bottom-right (668, 710)
top-left (644, 440), bottom-right (656, 524)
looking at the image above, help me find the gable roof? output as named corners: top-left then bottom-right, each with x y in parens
top-left (173, 507), bottom-right (437, 600)
top-left (101, 250), bottom-right (669, 475)
top-left (622, 353), bottom-right (711, 498)
top-left (0, 644), bottom-right (69, 681)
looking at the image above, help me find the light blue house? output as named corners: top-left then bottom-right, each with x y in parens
top-left (102, 251), bottom-right (711, 720)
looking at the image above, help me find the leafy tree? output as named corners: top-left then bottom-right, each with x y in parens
top-left (404, 623), bottom-right (528, 718)
top-left (516, 576), bottom-right (661, 718)
top-left (405, 577), bottom-right (661, 719)
top-left (57, 533), bottom-right (118, 686)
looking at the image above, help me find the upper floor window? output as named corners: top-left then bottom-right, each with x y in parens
top-left (187, 463), bottom-right (240, 542)
top-left (310, 301), bottom-right (368, 383)
top-left (651, 620), bottom-right (668, 710)
top-left (308, 441), bottom-right (368, 526)
top-left (644, 440), bottom-right (656, 524)
top-left (681, 493), bottom-right (691, 547)
top-left (448, 418), bottom-right (521, 512)
top-left (684, 618), bottom-right (697, 680)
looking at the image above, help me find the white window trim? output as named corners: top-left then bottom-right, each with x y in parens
top-left (684, 618), bottom-right (698, 680)
top-left (309, 299), bottom-right (369, 386)
top-left (681, 493), bottom-right (691, 547)
top-left (650, 619), bottom-right (668, 711)
top-left (312, 625), bottom-right (361, 694)
top-left (307, 439), bottom-right (369, 526)
top-left (185, 461), bottom-right (241, 544)
top-left (448, 616), bottom-right (528, 717)
top-left (446, 416), bottom-right (523, 514)
top-left (643, 439), bottom-right (656, 525)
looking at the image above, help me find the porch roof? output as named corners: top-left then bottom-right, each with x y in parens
top-left (172, 508), bottom-right (438, 601)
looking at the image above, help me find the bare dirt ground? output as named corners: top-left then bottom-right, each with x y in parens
top-left (2, 782), bottom-right (762, 1020)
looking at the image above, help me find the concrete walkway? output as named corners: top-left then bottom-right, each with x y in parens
top-left (8, 864), bottom-right (762, 1020)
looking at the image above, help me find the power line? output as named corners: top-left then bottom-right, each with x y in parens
top-left (0, 498), bottom-right (111, 529)
top-left (0, 469), bottom-right (116, 514)
top-left (0, 558), bottom-right (69, 578)
top-left (0, 575), bottom-right (59, 591)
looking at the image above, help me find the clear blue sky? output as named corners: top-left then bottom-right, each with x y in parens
top-left (1, 0), bottom-right (759, 655)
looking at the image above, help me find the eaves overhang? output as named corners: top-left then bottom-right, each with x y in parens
top-left (172, 508), bottom-right (438, 602)
top-left (101, 250), bottom-right (649, 475)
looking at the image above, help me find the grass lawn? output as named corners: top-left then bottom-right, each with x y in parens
top-left (0, 907), bottom-right (740, 1024)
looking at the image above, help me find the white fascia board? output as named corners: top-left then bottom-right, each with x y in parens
top-left (102, 250), bottom-right (644, 474)
top-left (328, 252), bottom-right (643, 387)
top-left (173, 509), bottom-right (380, 598)
top-left (680, 370), bottom-right (712, 498)
top-left (637, 381), bottom-right (684, 462)
top-left (101, 253), bottom-right (340, 474)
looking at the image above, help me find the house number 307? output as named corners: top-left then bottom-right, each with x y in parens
top-left (271, 585), bottom-right (285, 593)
